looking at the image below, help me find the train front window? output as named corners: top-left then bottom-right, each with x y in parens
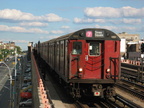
top-left (72, 42), bottom-right (82, 55)
top-left (89, 42), bottom-right (100, 56)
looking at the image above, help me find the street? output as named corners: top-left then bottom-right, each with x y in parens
top-left (0, 80), bottom-right (11, 108)
top-left (0, 58), bottom-right (15, 108)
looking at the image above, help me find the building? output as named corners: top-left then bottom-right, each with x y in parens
top-left (117, 32), bottom-right (140, 42)
top-left (0, 41), bottom-right (15, 50)
top-left (117, 32), bottom-right (141, 60)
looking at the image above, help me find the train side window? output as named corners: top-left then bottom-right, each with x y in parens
top-left (115, 41), bottom-right (117, 52)
top-left (72, 42), bottom-right (82, 55)
top-left (89, 42), bottom-right (100, 56)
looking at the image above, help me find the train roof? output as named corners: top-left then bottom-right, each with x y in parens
top-left (41, 28), bottom-right (120, 44)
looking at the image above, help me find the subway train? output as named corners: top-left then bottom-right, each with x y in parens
top-left (34, 28), bottom-right (121, 98)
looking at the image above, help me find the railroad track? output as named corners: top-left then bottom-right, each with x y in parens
top-left (113, 94), bottom-right (143, 108)
top-left (73, 94), bottom-right (142, 108)
top-left (116, 80), bottom-right (144, 100)
top-left (121, 63), bottom-right (144, 83)
top-left (74, 101), bottom-right (89, 108)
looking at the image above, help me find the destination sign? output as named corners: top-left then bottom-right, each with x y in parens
top-left (95, 31), bottom-right (104, 37)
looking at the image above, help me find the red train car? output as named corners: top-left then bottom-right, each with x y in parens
top-left (35, 28), bottom-right (121, 98)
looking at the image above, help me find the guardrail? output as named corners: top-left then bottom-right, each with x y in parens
top-left (121, 59), bottom-right (141, 66)
top-left (31, 54), bottom-right (51, 108)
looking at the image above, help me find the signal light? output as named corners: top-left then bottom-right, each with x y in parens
top-left (94, 91), bottom-right (100, 96)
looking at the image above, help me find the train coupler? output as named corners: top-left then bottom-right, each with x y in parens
top-left (105, 87), bottom-right (116, 98)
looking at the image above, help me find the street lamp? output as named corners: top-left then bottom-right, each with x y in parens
top-left (0, 61), bottom-right (12, 108)
top-left (13, 48), bottom-right (17, 108)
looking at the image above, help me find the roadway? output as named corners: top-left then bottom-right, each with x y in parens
top-left (0, 80), bottom-right (11, 108)
top-left (0, 58), bottom-right (15, 108)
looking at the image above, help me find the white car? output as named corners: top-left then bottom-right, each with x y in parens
top-left (19, 99), bottom-right (32, 107)
top-left (25, 68), bottom-right (31, 73)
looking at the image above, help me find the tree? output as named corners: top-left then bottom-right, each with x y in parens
top-left (15, 46), bottom-right (22, 54)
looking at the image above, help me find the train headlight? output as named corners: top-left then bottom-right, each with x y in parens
top-left (106, 68), bottom-right (110, 73)
top-left (79, 68), bottom-right (83, 72)
top-left (78, 68), bottom-right (83, 78)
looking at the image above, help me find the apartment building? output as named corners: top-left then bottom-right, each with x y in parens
top-left (0, 41), bottom-right (15, 50)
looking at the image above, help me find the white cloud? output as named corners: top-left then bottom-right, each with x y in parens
top-left (73, 17), bottom-right (142, 25)
top-left (19, 22), bottom-right (48, 27)
top-left (50, 30), bottom-right (64, 34)
top-left (0, 9), bottom-right (36, 21)
top-left (121, 18), bottom-right (142, 24)
top-left (0, 9), bottom-right (69, 22)
top-left (94, 24), bottom-right (138, 33)
top-left (74, 17), bottom-right (106, 23)
top-left (29, 28), bottom-right (49, 34)
top-left (94, 25), bottom-right (118, 31)
top-left (13, 40), bottom-right (29, 43)
top-left (0, 25), bottom-right (49, 34)
top-left (61, 26), bottom-right (70, 29)
top-left (84, 6), bottom-right (144, 18)
top-left (40, 35), bottom-right (59, 40)
top-left (85, 7), bottom-right (119, 18)
top-left (0, 39), bottom-right (29, 43)
top-left (42, 13), bottom-right (69, 22)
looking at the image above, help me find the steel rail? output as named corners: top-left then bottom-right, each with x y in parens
top-left (115, 94), bottom-right (143, 108)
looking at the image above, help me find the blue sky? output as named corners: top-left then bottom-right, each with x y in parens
top-left (0, 0), bottom-right (144, 50)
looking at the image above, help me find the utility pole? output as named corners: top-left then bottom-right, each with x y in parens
top-left (13, 48), bottom-right (17, 108)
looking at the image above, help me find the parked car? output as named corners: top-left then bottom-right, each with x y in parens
top-left (25, 68), bottom-right (31, 73)
top-left (19, 99), bottom-right (32, 107)
top-left (21, 85), bottom-right (32, 91)
top-left (24, 76), bottom-right (31, 82)
top-left (20, 91), bottom-right (32, 99)
top-left (26, 63), bottom-right (31, 68)
top-left (24, 72), bottom-right (31, 77)
top-left (21, 82), bottom-right (32, 88)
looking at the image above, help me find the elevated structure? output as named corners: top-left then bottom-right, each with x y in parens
top-left (117, 32), bottom-right (139, 42)
top-left (117, 32), bottom-right (140, 59)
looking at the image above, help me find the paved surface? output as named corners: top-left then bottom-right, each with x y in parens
top-left (0, 67), bottom-right (9, 91)
top-left (0, 59), bottom-right (15, 108)
top-left (0, 80), bottom-right (11, 108)
top-left (44, 81), bottom-right (66, 108)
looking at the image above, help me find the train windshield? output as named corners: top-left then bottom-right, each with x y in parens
top-left (89, 42), bottom-right (100, 56)
top-left (72, 42), bottom-right (82, 55)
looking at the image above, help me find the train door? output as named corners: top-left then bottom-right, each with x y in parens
top-left (69, 40), bottom-right (85, 79)
top-left (83, 41), bottom-right (103, 79)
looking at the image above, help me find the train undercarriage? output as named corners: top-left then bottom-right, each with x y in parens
top-left (68, 82), bottom-right (116, 99)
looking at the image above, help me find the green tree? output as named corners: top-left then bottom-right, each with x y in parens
top-left (15, 46), bottom-right (22, 54)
